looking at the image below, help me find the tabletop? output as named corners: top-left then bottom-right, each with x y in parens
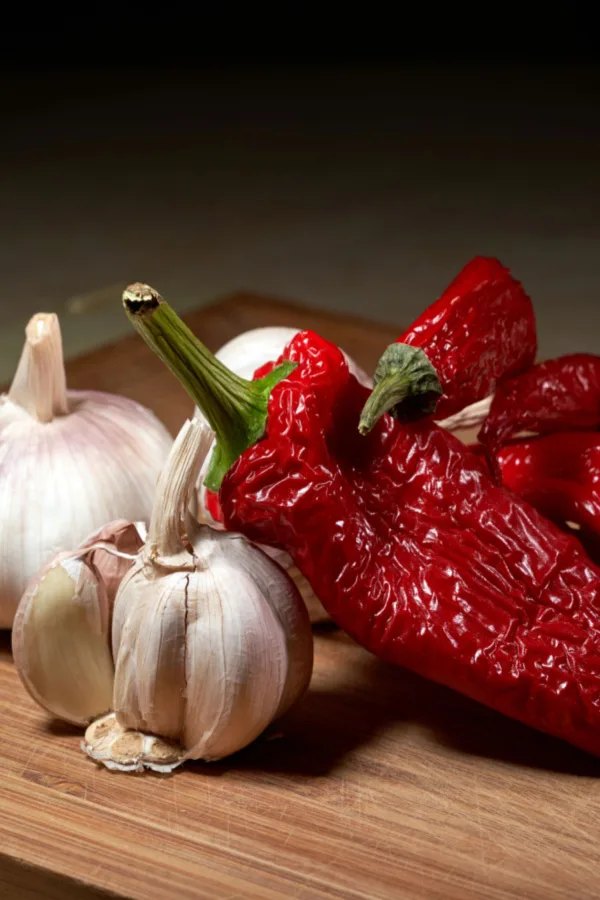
top-left (1, 292), bottom-right (599, 900)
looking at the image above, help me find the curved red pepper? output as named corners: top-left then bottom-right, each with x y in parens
top-left (401, 257), bottom-right (537, 418)
top-left (480, 354), bottom-right (600, 456)
top-left (126, 289), bottom-right (600, 759)
top-left (360, 257), bottom-right (537, 432)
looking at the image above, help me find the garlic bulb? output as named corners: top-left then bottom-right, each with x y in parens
top-left (194, 326), bottom-right (371, 624)
top-left (12, 519), bottom-right (145, 725)
top-left (85, 419), bottom-right (313, 773)
top-left (0, 312), bottom-right (172, 627)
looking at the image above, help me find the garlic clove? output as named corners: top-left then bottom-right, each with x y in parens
top-left (245, 544), bottom-right (330, 625)
top-left (13, 557), bottom-right (114, 725)
top-left (84, 713), bottom-right (184, 773)
top-left (12, 518), bottom-right (144, 725)
top-left (208, 534), bottom-right (313, 723)
top-left (181, 535), bottom-right (297, 761)
top-left (113, 570), bottom-right (188, 740)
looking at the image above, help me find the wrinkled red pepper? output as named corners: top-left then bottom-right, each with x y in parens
top-left (125, 285), bottom-right (600, 758)
top-left (479, 354), bottom-right (600, 457)
top-left (359, 257), bottom-right (537, 433)
top-left (496, 431), bottom-right (600, 545)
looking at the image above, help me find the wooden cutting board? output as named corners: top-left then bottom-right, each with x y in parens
top-left (1, 292), bottom-right (598, 900)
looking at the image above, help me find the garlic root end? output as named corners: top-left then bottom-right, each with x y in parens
top-left (83, 713), bottom-right (185, 774)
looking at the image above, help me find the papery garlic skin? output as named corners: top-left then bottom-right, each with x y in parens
top-left (0, 313), bottom-right (172, 627)
top-left (114, 529), bottom-right (313, 760)
top-left (12, 519), bottom-right (145, 724)
top-left (81, 519), bottom-right (147, 606)
top-left (110, 420), bottom-right (313, 765)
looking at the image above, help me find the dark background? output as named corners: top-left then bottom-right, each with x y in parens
top-left (0, 10), bottom-right (598, 374)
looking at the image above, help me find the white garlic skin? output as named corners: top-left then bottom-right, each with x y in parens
top-left (0, 391), bottom-right (171, 627)
top-left (112, 527), bottom-right (313, 761)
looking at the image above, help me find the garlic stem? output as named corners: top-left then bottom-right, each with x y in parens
top-left (8, 313), bottom-right (68, 423)
top-left (147, 420), bottom-right (213, 560)
top-left (123, 283), bottom-right (296, 490)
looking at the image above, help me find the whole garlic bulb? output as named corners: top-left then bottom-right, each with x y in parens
top-left (12, 519), bottom-right (146, 725)
top-left (0, 312), bottom-right (172, 627)
top-left (85, 419), bottom-right (313, 773)
top-left (194, 326), bottom-right (371, 624)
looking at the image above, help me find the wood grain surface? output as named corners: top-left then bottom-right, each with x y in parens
top-left (1, 292), bottom-right (599, 900)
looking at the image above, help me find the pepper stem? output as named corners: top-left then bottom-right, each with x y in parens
top-left (123, 283), bottom-right (296, 490)
top-left (8, 313), bottom-right (69, 423)
top-left (358, 343), bottom-right (443, 434)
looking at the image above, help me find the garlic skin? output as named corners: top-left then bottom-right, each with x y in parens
top-left (0, 313), bottom-right (172, 627)
top-left (114, 528), bottom-right (312, 761)
top-left (82, 519), bottom-right (147, 606)
top-left (199, 325), bottom-right (372, 387)
top-left (12, 519), bottom-right (145, 725)
top-left (104, 419), bottom-right (313, 770)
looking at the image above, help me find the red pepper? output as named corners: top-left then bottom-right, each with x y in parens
top-left (359, 257), bottom-right (537, 433)
top-left (125, 285), bottom-right (600, 759)
top-left (479, 354), bottom-right (600, 457)
top-left (496, 431), bottom-right (600, 544)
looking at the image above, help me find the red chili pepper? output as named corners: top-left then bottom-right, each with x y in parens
top-left (479, 354), bottom-right (600, 456)
top-left (359, 257), bottom-right (537, 433)
top-left (204, 488), bottom-right (223, 524)
top-left (125, 285), bottom-right (600, 759)
top-left (496, 431), bottom-right (600, 542)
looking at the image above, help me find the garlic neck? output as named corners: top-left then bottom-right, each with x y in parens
top-left (146, 420), bottom-right (213, 562)
top-left (8, 314), bottom-right (68, 423)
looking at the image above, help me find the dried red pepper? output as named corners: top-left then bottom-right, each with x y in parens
top-left (496, 431), bottom-right (600, 543)
top-left (125, 284), bottom-right (600, 758)
top-left (479, 354), bottom-right (600, 457)
top-left (359, 256), bottom-right (537, 433)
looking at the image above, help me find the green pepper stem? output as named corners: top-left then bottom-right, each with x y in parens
top-left (358, 343), bottom-right (443, 434)
top-left (123, 283), bottom-right (296, 490)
